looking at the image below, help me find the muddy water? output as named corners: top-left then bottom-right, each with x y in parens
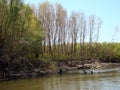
top-left (0, 67), bottom-right (120, 90)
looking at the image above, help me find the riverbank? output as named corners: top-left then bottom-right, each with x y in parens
top-left (1, 60), bottom-right (120, 81)
top-left (100, 63), bottom-right (120, 68)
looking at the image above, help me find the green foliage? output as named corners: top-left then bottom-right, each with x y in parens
top-left (0, 0), bottom-right (43, 76)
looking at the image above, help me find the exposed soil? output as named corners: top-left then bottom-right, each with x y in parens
top-left (0, 60), bottom-right (120, 81)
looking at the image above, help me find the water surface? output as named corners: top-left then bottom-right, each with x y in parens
top-left (0, 67), bottom-right (120, 90)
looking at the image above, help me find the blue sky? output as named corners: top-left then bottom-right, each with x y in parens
top-left (24, 0), bottom-right (120, 42)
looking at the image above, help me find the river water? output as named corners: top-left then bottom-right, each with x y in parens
top-left (0, 67), bottom-right (120, 90)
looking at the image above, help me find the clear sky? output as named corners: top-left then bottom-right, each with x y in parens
top-left (24, 0), bottom-right (120, 42)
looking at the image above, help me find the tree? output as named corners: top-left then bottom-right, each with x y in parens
top-left (69, 12), bottom-right (79, 58)
top-left (37, 2), bottom-right (54, 59)
top-left (0, 0), bottom-right (43, 77)
top-left (55, 3), bottom-right (67, 59)
top-left (94, 18), bottom-right (102, 58)
top-left (37, 2), bottom-right (68, 60)
top-left (89, 15), bottom-right (95, 59)
top-left (78, 13), bottom-right (87, 60)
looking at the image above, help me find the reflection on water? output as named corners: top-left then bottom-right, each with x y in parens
top-left (0, 67), bottom-right (120, 90)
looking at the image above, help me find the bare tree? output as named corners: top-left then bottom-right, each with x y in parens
top-left (96, 18), bottom-right (102, 42)
top-left (89, 15), bottom-right (95, 59)
top-left (78, 13), bottom-right (87, 60)
top-left (95, 18), bottom-right (102, 58)
top-left (38, 2), bottom-right (55, 58)
top-left (36, 1), bottom-right (103, 61)
top-left (37, 2), bottom-right (68, 59)
top-left (88, 15), bottom-right (102, 61)
top-left (112, 26), bottom-right (120, 42)
top-left (69, 12), bottom-right (79, 58)
top-left (55, 3), bottom-right (67, 59)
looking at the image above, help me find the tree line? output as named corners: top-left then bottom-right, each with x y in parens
top-left (34, 2), bottom-right (102, 60)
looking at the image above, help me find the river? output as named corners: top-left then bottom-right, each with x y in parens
top-left (0, 67), bottom-right (120, 90)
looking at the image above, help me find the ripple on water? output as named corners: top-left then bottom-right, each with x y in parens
top-left (0, 67), bottom-right (120, 90)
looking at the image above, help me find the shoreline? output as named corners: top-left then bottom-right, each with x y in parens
top-left (0, 62), bottom-right (120, 81)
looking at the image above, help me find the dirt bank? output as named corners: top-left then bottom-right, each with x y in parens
top-left (0, 60), bottom-right (120, 81)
